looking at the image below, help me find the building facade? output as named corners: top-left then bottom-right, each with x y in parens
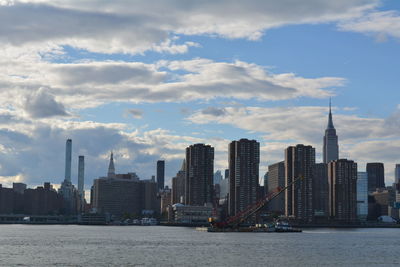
top-left (328, 159), bottom-right (358, 222)
top-left (313, 163), bottom-right (329, 217)
top-left (267, 161), bottom-right (285, 215)
top-left (285, 144), bottom-right (315, 223)
top-left (367, 162), bottom-right (385, 192)
top-left (185, 144), bottom-right (214, 206)
top-left (228, 139), bottom-right (260, 216)
top-left (357, 172), bottom-right (368, 221)
top-left (157, 160), bottom-right (165, 191)
top-left (172, 160), bottom-right (186, 204)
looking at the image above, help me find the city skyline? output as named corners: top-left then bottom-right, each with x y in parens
top-left (0, 0), bottom-right (400, 192)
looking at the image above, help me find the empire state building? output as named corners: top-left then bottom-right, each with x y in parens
top-left (323, 101), bottom-right (339, 163)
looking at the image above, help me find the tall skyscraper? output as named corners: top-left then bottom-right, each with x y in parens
top-left (357, 172), bottom-right (368, 221)
top-left (323, 100), bottom-right (339, 164)
top-left (366, 162), bottom-right (385, 192)
top-left (185, 144), bottom-right (214, 206)
top-left (328, 159), bottom-right (358, 222)
top-left (65, 139), bottom-right (72, 182)
top-left (285, 144), bottom-right (315, 223)
top-left (59, 139), bottom-right (77, 215)
top-left (228, 139), bottom-right (260, 216)
top-left (313, 163), bottom-right (329, 217)
top-left (267, 162), bottom-right (285, 214)
top-left (78, 156), bottom-right (85, 201)
top-left (107, 152), bottom-right (116, 178)
top-left (157, 160), bottom-right (165, 190)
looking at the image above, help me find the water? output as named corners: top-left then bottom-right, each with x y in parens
top-left (0, 225), bottom-right (399, 266)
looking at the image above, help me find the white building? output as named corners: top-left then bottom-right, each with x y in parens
top-left (357, 172), bottom-right (368, 221)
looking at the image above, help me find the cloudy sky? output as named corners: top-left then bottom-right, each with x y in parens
top-left (0, 0), bottom-right (399, 196)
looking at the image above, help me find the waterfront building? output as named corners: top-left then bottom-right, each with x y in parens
top-left (169, 203), bottom-right (213, 224)
top-left (214, 170), bottom-right (223, 185)
top-left (228, 139), bottom-right (260, 216)
top-left (328, 159), bottom-right (358, 222)
top-left (367, 162), bottom-right (385, 192)
top-left (24, 183), bottom-right (63, 215)
top-left (0, 185), bottom-right (14, 214)
top-left (91, 153), bottom-right (159, 217)
top-left (157, 160), bottom-right (165, 191)
top-left (313, 163), bottom-right (329, 218)
top-left (323, 100), bottom-right (339, 164)
top-left (171, 160), bottom-right (185, 204)
top-left (185, 144), bottom-right (214, 206)
top-left (357, 172), bottom-right (368, 221)
top-left (267, 161), bottom-right (285, 215)
top-left (12, 183), bottom-right (27, 194)
top-left (285, 144), bottom-right (315, 223)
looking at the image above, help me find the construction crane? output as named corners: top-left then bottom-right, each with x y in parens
top-left (211, 176), bottom-right (303, 229)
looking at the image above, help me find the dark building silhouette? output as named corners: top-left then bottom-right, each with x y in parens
top-left (267, 162), bottom-right (285, 215)
top-left (172, 160), bottom-right (186, 204)
top-left (328, 159), bottom-right (358, 222)
top-left (228, 139), bottom-right (260, 216)
top-left (323, 100), bottom-right (339, 164)
top-left (185, 144), bottom-right (214, 206)
top-left (0, 185), bottom-right (14, 214)
top-left (24, 183), bottom-right (63, 215)
top-left (313, 163), bottom-right (329, 217)
top-left (157, 160), bottom-right (165, 190)
top-left (367, 163), bottom-right (385, 192)
top-left (285, 144), bottom-right (315, 223)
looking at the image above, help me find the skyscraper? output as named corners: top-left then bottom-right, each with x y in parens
top-left (357, 172), bottom-right (368, 221)
top-left (228, 139), bottom-right (260, 216)
top-left (395, 164), bottom-right (400, 203)
top-left (328, 159), bottom-right (358, 222)
top-left (323, 100), bottom-right (339, 164)
top-left (65, 139), bottom-right (72, 182)
top-left (267, 162), bottom-right (285, 214)
top-left (59, 139), bottom-right (77, 215)
top-left (157, 160), bottom-right (165, 190)
top-left (396, 164), bottom-right (400, 183)
top-left (172, 159), bottom-right (186, 204)
top-left (185, 144), bottom-right (214, 206)
top-left (285, 144), bottom-right (315, 223)
top-left (107, 152), bottom-right (116, 178)
top-left (78, 155), bottom-right (85, 202)
top-left (313, 163), bottom-right (329, 217)
top-left (366, 162), bottom-right (385, 192)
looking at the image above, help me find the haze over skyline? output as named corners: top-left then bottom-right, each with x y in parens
top-left (0, 0), bottom-right (399, 192)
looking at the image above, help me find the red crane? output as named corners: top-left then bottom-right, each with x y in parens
top-left (211, 176), bottom-right (303, 229)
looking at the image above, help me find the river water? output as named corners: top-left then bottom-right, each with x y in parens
top-left (0, 225), bottom-right (399, 266)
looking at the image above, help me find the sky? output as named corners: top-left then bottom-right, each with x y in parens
top-left (0, 0), bottom-right (399, 197)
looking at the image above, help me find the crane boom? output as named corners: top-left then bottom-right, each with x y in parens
top-left (212, 176), bottom-right (303, 229)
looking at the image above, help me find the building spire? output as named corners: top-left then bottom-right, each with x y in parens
top-left (327, 98), bottom-right (335, 129)
top-left (107, 151), bottom-right (116, 178)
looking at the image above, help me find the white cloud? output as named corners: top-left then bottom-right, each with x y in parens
top-left (339, 10), bottom-right (400, 41)
top-left (0, 0), bottom-right (379, 54)
top-left (0, 58), bottom-right (345, 112)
